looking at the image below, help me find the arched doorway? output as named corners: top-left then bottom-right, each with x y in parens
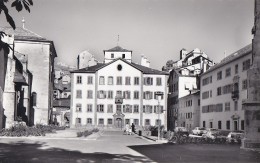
top-left (115, 118), bottom-right (123, 128)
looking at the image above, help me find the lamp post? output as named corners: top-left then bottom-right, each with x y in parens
top-left (155, 92), bottom-right (163, 140)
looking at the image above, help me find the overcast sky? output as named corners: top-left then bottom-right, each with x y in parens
top-left (0, 0), bottom-right (254, 69)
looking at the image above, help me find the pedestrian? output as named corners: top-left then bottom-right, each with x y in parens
top-left (131, 123), bottom-right (135, 134)
top-left (125, 123), bottom-right (130, 135)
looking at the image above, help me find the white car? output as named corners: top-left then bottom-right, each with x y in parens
top-left (226, 131), bottom-right (244, 143)
top-left (192, 127), bottom-right (207, 135)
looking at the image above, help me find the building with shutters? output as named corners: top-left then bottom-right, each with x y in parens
top-left (70, 46), bottom-right (168, 129)
top-left (200, 44), bottom-right (252, 131)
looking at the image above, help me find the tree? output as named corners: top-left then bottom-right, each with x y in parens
top-left (0, 0), bottom-right (33, 53)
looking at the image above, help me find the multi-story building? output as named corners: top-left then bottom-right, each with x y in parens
top-left (200, 44), bottom-right (252, 131)
top-left (178, 91), bottom-right (200, 131)
top-left (70, 46), bottom-right (168, 129)
top-left (0, 26), bottom-right (57, 125)
top-left (167, 48), bottom-right (213, 130)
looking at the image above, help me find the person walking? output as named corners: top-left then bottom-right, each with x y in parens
top-left (125, 123), bottom-right (130, 135)
top-left (131, 123), bottom-right (135, 134)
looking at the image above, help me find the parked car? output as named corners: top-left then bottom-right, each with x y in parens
top-left (202, 128), bottom-right (219, 139)
top-left (192, 127), bottom-right (207, 135)
top-left (226, 131), bottom-right (244, 144)
top-left (174, 127), bottom-right (189, 137)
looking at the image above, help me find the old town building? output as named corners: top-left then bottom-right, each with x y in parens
top-left (70, 46), bottom-right (168, 129)
top-left (200, 44), bottom-right (252, 131)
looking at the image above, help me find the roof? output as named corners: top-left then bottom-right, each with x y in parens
top-left (104, 46), bottom-right (132, 52)
top-left (0, 27), bottom-right (46, 41)
top-left (53, 98), bottom-right (70, 108)
top-left (71, 58), bottom-right (169, 75)
top-left (202, 44), bottom-right (252, 76)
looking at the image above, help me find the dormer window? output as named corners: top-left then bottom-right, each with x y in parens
top-left (111, 53), bottom-right (114, 58)
top-left (122, 54), bottom-right (125, 58)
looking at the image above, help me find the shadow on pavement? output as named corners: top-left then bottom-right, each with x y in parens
top-left (0, 141), bottom-right (151, 163)
top-left (128, 143), bottom-right (260, 163)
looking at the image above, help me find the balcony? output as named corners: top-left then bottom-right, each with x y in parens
top-left (232, 90), bottom-right (239, 100)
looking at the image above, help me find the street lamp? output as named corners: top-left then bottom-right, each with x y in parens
top-left (155, 91), bottom-right (163, 140)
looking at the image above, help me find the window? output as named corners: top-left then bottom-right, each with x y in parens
top-left (235, 64), bottom-right (238, 74)
top-left (87, 76), bottom-right (93, 84)
top-left (107, 91), bottom-right (113, 99)
top-left (99, 76), bottom-right (105, 85)
top-left (226, 120), bottom-right (230, 130)
top-left (218, 121), bottom-right (222, 129)
top-left (144, 105), bottom-right (153, 113)
top-left (134, 77), bottom-right (139, 85)
top-left (143, 91), bottom-right (153, 100)
top-left (154, 105), bottom-right (163, 113)
top-left (76, 103), bottom-right (82, 112)
top-left (76, 90), bottom-right (82, 98)
top-left (234, 101), bottom-right (238, 111)
top-left (107, 104), bottom-right (113, 113)
top-left (145, 119), bottom-right (150, 126)
top-left (203, 121), bottom-right (206, 128)
top-left (217, 87), bottom-right (222, 96)
top-left (210, 122), bottom-right (213, 128)
top-left (223, 84), bottom-right (232, 94)
top-left (123, 105), bottom-right (132, 113)
top-left (144, 77), bottom-right (153, 85)
top-left (225, 102), bottom-right (230, 111)
top-left (76, 76), bottom-right (82, 84)
top-left (98, 119), bottom-right (104, 125)
top-left (134, 119), bottom-right (139, 125)
top-left (242, 80), bottom-right (247, 89)
top-left (198, 99), bottom-right (200, 106)
top-left (32, 92), bottom-right (37, 106)
top-left (123, 91), bottom-right (131, 99)
top-left (87, 118), bottom-right (92, 124)
top-left (156, 77), bottom-right (162, 86)
top-left (225, 67), bottom-right (231, 77)
top-left (108, 76), bottom-right (113, 85)
top-left (108, 118), bottom-right (113, 125)
top-left (97, 104), bottom-right (104, 112)
top-left (117, 76), bottom-right (122, 85)
top-left (125, 77), bottom-right (131, 85)
top-left (133, 105), bottom-right (139, 113)
top-left (97, 90), bottom-right (106, 99)
top-left (111, 53), bottom-right (114, 58)
top-left (116, 105), bottom-right (122, 112)
top-left (122, 54), bottom-right (125, 58)
top-left (202, 76), bottom-right (212, 86)
top-left (76, 118), bottom-right (81, 124)
top-left (87, 104), bottom-right (92, 112)
top-left (217, 71), bottom-right (222, 80)
top-left (242, 59), bottom-right (250, 71)
top-left (134, 91), bottom-right (139, 99)
top-left (125, 119), bottom-right (130, 124)
top-left (156, 119), bottom-right (161, 126)
top-left (154, 92), bottom-right (164, 100)
top-left (202, 91), bottom-right (210, 99)
top-left (116, 90), bottom-right (122, 96)
top-left (87, 90), bottom-right (93, 99)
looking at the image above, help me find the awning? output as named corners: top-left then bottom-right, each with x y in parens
top-left (64, 112), bottom-right (70, 119)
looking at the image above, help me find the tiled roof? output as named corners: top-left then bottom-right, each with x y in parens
top-left (104, 46), bottom-right (132, 52)
top-left (71, 58), bottom-right (168, 75)
top-left (53, 98), bottom-right (70, 108)
top-left (0, 27), bottom-right (46, 41)
top-left (202, 44), bottom-right (252, 76)
top-left (71, 63), bottom-right (105, 73)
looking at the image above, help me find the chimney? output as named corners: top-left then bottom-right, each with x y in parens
top-left (141, 55), bottom-right (150, 67)
top-left (180, 48), bottom-right (187, 60)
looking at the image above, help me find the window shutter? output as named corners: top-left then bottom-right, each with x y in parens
top-left (123, 105), bottom-right (126, 113)
top-left (150, 106), bottom-right (153, 113)
top-left (151, 78), bottom-right (153, 85)
top-left (129, 105), bottom-right (132, 113)
top-left (154, 106), bottom-right (157, 113)
top-left (143, 106), bottom-right (145, 113)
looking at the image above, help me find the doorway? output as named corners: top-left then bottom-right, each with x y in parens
top-left (234, 120), bottom-right (238, 131)
top-left (115, 118), bottom-right (123, 129)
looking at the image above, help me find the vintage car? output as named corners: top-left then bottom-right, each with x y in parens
top-left (226, 131), bottom-right (244, 143)
top-left (174, 127), bottom-right (189, 137)
top-left (192, 127), bottom-right (207, 135)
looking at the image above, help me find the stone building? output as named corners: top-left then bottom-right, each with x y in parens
top-left (167, 48), bottom-right (213, 130)
top-left (200, 44), bottom-right (252, 131)
top-left (0, 26), bottom-right (57, 125)
top-left (70, 46), bottom-right (168, 129)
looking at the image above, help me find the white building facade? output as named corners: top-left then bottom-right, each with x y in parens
top-left (200, 44), bottom-right (252, 131)
top-left (70, 46), bottom-right (168, 129)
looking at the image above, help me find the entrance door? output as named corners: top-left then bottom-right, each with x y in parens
top-left (115, 118), bottom-right (123, 129)
top-left (234, 120), bottom-right (238, 131)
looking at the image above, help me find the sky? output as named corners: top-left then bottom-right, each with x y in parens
top-left (0, 0), bottom-right (254, 70)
